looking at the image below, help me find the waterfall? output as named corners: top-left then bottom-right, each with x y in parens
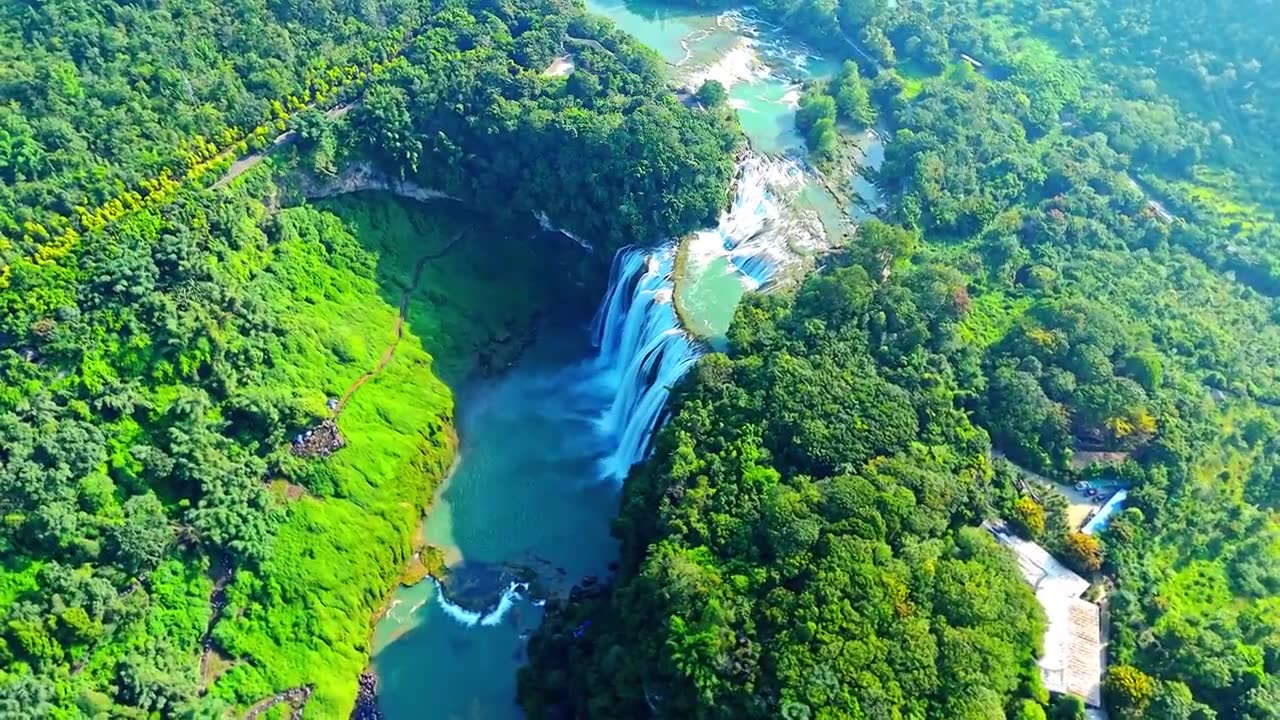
top-left (584, 154), bottom-right (827, 481)
top-left (591, 245), bottom-right (702, 481)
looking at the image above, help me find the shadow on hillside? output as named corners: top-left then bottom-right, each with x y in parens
top-left (313, 191), bottom-right (602, 389)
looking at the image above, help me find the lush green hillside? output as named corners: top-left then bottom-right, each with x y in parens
top-left (202, 189), bottom-right (569, 715)
top-left (970, 0), bottom-right (1280, 180)
top-left (0, 161), bottom-right (564, 715)
top-left (0, 0), bottom-right (741, 715)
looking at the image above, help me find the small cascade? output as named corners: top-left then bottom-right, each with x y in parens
top-left (433, 579), bottom-right (529, 627)
top-left (691, 152), bottom-right (823, 288)
top-left (535, 210), bottom-right (593, 251)
top-left (592, 245), bottom-right (702, 480)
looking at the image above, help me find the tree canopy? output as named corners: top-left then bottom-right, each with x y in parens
top-left (0, 0), bottom-right (741, 714)
top-left (521, 250), bottom-right (1048, 719)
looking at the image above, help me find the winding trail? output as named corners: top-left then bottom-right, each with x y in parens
top-left (197, 564), bottom-right (233, 693)
top-left (212, 104), bottom-right (355, 190)
top-left (335, 232), bottom-right (465, 414)
top-left (194, 561), bottom-right (235, 691)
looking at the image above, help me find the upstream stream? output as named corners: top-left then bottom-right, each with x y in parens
top-left (370, 3), bottom-right (884, 717)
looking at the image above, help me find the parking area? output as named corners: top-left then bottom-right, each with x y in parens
top-left (1001, 453), bottom-right (1120, 530)
top-left (1060, 483), bottom-right (1102, 529)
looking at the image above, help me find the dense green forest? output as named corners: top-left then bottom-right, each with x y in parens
top-left (521, 240), bottom-right (1056, 718)
top-left (344, 4), bottom-right (738, 257)
top-left (0, 0), bottom-right (738, 715)
top-left (795, 60), bottom-right (878, 162)
top-left (4, 0), bottom-right (1280, 716)
top-left (523, 1), bottom-right (1280, 719)
top-left (674, 0), bottom-right (1280, 293)
top-left (0, 0), bottom-right (424, 246)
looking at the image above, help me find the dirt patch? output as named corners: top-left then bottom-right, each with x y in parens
top-left (290, 419), bottom-right (346, 458)
top-left (1070, 450), bottom-right (1130, 470)
top-left (244, 685), bottom-right (314, 719)
top-left (1059, 483), bottom-right (1104, 530)
top-left (202, 648), bottom-right (234, 688)
top-left (267, 479), bottom-right (308, 501)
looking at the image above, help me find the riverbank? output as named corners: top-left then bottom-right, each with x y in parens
top-left (198, 165), bottom-right (579, 716)
top-left (369, 316), bottom-right (627, 719)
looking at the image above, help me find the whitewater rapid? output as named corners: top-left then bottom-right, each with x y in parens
top-left (431, 579), bottom-right (530, 627)
top-left (687, 152), bottom-right (827, 289)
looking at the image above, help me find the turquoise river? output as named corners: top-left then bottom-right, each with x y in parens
top-left (369, 3), bottom-right (885, 717)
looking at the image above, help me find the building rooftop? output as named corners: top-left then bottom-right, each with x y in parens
top-left (1081, 489), bottom-right (1128, 535)
top-left (991, 527), bottom-right (1091, 598)
top-left (989, 524), bottom-right (1104, 708)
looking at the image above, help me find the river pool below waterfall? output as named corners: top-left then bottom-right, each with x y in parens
top-left (370, 4), bottom-right (883, 717)
top-left (372, 246), bottom-right (698, 719)
top-left (371, 322), bottom-right (621, 720)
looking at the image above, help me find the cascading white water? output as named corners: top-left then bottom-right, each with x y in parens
top-left (591, 245), bottom-right (702, 480)
top-left (535, 210), bottom-right (593, 251)
top-left (584, 154), bottom-right (830, 481)
top-left (430, 579), bottom-right (530, 627)
top-left (687, 152), bottom-right (825, 289)
top-left (425, 245), bottom-right (705, 630)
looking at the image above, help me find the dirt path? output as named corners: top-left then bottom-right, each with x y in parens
top-left (211, 103), bottom-right (355, 190)
top-left (335, 233), bottom-right (465, 414)
top-left (197, 566), bottom-right (233, 693)
top-left (996, 451), bottom-right (1103, 530)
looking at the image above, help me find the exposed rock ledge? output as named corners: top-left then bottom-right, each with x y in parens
top-left (300, 161), bottom-right (459, 204)
top-left (299, 163), bottom-right (594, 256)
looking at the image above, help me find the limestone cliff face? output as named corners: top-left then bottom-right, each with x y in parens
top-left (300, 161), bottom-right (458, 204)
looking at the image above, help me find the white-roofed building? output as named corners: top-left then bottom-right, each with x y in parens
top-left (988, 524), bottom-right (1105, 709)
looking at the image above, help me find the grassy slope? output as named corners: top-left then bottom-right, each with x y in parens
top-left (1145, 403), bottom-right (1280, 636)
top-left (203, 178), bottom-right (556, 715)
